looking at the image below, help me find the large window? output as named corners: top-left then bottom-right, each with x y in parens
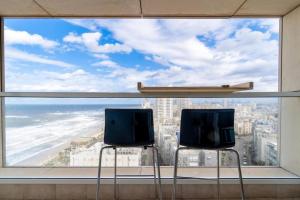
top-left (3, 18), bottom-right (280, 167)
top-left (5, 98), bottom-right (279, 167)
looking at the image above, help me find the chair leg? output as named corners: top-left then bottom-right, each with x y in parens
top-left (224, 149), bottom-right (245, 200)
top-left (153, 146), bottom-right (163, 200)
top-left (114, 147), bottom-right (118, 200)
top-left (217, 150), bottom-right (220, 200)
top-left (232, 149), bottom-right (245, 200)
top-left (96, 146), bottom-right (114, 200)
top-left (172, 148), bottom-right (180, 200)
top-left (152, 147), bottom-right (158, 199)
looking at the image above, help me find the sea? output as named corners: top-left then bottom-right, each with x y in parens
top-left (5, 104), bottom-right (140, 166)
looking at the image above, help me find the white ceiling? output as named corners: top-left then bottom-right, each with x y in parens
top-left (0, 0), bottom-right (299, 17)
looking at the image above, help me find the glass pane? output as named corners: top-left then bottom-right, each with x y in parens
top-left (5, 18), bottom-right (279, 92)
top-left (5, 97), bottom-right (279, 167)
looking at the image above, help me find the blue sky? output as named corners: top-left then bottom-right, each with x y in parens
top-left (4, 18), bottom-right (279, 94)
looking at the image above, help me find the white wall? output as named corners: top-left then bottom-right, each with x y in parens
top-left (281, 6), bottom-right (300, 175)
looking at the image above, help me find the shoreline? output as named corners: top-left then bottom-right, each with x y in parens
top-left (11, 129), bottom-right (103, 167)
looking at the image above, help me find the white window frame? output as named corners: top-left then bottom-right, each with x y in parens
top-left (1, 16), bottom-right (299, 168)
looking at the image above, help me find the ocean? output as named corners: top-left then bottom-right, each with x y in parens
top-left (5, 104), bottom-right (140, 166)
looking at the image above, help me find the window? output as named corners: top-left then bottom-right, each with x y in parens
top-left (3, 18), bottom-right (280, 167)
top-left (5, 18), bottom-right (279, 92)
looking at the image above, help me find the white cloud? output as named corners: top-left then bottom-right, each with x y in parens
top-left (93, 19), bottom-right (215, 69)
top-left (258, 19), bottom-right (279, 33)
top-left (63, 32), bottom-right (83, 43)
top-left (92, 54), bottom-right (109, 59)
top-left (7, 18), bottom-right (280, 92)
top-left (63, 32), bottom-right (132, 54)
top-left (5, 28), bottom-right (59, 49)
top-left (6, 56), bottom-right (157, 92)
top-left (63, 19), bottom-right (99, 31)
top-left (6, 48), bottom-right (76, 68)
top-left (97, 43), bottom-right (132, 54)
top-left (92, 60), bottom-right (120, 68)
top-left (170, 66), bottom-right (182, 72)
top-left (160, 19), bottom-right (238, 40)
top-left (6, 67), bottom-right (129, 92)
top-left (90, 19), bottom-right (279, 91)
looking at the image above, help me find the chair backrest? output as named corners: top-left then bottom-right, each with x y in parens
top-left (104, 109), bottom-right (154, 146)
top-left (180, 109), bottom-right (235, 149)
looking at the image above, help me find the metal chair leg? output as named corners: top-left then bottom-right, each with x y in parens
top-left (97, 145), bottom-right (163, 200)
top-left (114, 147), bottom-right (117, 200)
top-left (153, 146), bottom-right (163, 200)
top-left (223, 149), bottom-right (245, 200)
top-left (152, 147), bottom-right (158, 199)
top-left (217, 150), bottom-right (220, 200)
top-left (172, 147), bottom-right (189, 200)
top-left (231, 149), bottom-right (245, 200)
top-left (96, 145), bottom-right (114, 200)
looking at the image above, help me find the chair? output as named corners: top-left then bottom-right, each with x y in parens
top-left (96, 109), bottom-right (162, 200)
top-left (172, 109), bottom-right (245, 200)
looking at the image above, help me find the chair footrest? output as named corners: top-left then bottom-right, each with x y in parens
top-left (106, 174), bottom-right (156, 178)
top-left (176, 176), bottom-right (218, 181)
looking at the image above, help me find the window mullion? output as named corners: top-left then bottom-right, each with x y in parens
top-left (0, 17), bottom-right (4, 167)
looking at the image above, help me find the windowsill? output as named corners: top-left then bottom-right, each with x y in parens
top-left (0, 167), bottom-right (299, 184)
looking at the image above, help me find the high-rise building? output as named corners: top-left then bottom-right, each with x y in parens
top-left (265, 140), bottom-right (278, 165)
top-left (235, 119), bottom-right (253, 135)
top-left (155, 98), bottom-right (174, 123)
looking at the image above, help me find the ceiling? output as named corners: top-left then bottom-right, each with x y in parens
top-left (0, 0), bottom-right (300, 17)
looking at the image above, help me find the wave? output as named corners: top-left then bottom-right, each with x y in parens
top-left (6, 113), bottom-right (104, 165)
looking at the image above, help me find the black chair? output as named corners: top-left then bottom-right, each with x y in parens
top-left (96, 109), bottom-right (162, 200)
top-left (172, 109), bottom-right (245, 200)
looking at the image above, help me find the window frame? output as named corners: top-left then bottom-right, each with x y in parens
top-left (1, 16), bottom-right (296, 168)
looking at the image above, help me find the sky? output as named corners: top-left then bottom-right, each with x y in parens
top-left (4, 18), bottom-right (279, 94)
